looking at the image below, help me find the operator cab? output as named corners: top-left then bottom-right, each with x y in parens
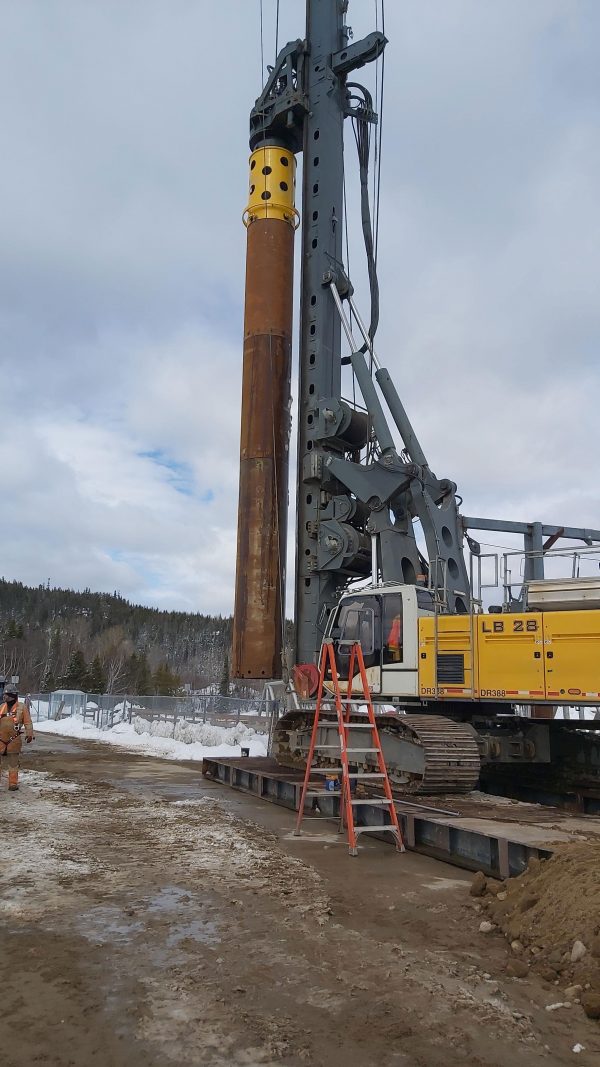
top-left (326, 583), bottom-right (434, 699)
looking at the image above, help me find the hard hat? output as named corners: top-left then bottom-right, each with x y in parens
top-left (4, 683), bottom-right (18, 697)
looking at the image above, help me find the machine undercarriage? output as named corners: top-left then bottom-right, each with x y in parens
top-left (272, 703), bottom-right (600, 801)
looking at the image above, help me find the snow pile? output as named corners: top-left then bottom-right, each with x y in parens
top-left (132, 715), bottom-right (256, 748)
top-left (36, 714), bottom-right (267, 762)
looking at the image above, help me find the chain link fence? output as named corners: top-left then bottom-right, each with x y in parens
top-left (26, 690), bottom-right (277, 735)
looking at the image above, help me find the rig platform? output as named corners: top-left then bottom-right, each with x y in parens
top-left (202, 755), bottom-right (600, 879)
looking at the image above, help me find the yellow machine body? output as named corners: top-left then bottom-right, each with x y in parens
top-left (419, 610), bottom-right (600, 702)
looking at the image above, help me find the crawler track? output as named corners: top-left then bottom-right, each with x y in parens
top-left (273, 710), bottom-right (481, 795)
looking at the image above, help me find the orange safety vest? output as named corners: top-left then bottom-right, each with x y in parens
top-left (387, 615), bottom-right (402, 651)
top-left (0, 701), bottom-right (31, 745)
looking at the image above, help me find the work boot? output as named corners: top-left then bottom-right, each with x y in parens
top-left (8, 770), bottom-right (18, 791)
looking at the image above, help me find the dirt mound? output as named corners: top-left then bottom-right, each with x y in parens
top-left (474, 844), bottom-right (600, 997)
top-left (487, 845), bottom-right (600, 949)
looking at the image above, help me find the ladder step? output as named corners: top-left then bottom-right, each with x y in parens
top-left (350, 798), bottom-right (393, 806)
top-left (309, 767), bottom-right (344, 774)
top-left (305, 790), bottom-right (340, 797)
top-left (342, 723), bottom-right (375, 729)
top-left (312, 744), bottom-right (342, 750)
top-left (309, 769), bottom-right (386, 778)
top-left (354, 826), bottom-right (400, 835)
top-left (346, 747), bottom-right (379, 754)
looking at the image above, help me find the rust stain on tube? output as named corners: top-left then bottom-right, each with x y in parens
top-left (232, 216), bottom-right (295, 679)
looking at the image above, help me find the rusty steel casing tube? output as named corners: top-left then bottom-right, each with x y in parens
top-left (232, 146), bottom-right (298, 680)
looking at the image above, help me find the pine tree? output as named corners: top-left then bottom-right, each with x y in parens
top-left (153, 662), bottom-right (180, 696)
top-left (137, 653), bottom-right (152, 696)
top-left (125, 652), bottom-right (139, 691)
top-left (41, 665), bottom-right (55, 693)
top-left (41, 626), bottom-right (61, 692)
top-left (219, 656), bottom-right (230, 697)
top-left (87, 655), bottom-right (107, 694)
top-left (122, 652), bottom-right (151, 695)
top-left (61, 648), bottom-right (88, 690)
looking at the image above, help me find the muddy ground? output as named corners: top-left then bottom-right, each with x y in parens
top-left (1, 735), bottom-right (599, 1067)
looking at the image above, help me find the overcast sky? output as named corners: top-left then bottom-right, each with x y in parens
top-left (1, 1), bottom-right (599, 614)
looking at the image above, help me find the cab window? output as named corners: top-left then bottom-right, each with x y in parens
top-left (338, 607), bottom-right (374, 654)
top-left (382, 593), bottom-right (403, 664)
top-left (332, 596), bottom-right (381, 678)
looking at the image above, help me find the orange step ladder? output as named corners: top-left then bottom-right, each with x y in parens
top-left (294, 639), bottom-right (405, 857)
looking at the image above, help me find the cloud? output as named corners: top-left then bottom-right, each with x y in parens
top-left (0, 1), bottom-right (598, 616)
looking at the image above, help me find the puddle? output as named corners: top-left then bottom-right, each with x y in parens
top-left (146, 885), bottom-right (192, 914)
top-left (147, 885), bottom-right (220, 945)
top-left (76, 886), bottom-right (220, 949)
top-left (283, 831), bottom-right (342, 845)
top-left (167, 919), bottom-right (218, 946)
top-left (77, 905), bottom-right (145, 943)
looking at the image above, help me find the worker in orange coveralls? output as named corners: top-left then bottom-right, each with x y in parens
top-left (386, 615), bottom-right (403, 662)
top-left (0, 684), bottom-right (34, 791)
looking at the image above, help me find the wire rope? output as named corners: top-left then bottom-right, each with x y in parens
top-left (373, 0), bottom-right (380, 240)
top-left (259, 0), bottom-right (264, 82)
top-left (374, 0), bottom-right (385, 268)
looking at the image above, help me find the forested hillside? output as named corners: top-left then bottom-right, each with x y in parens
top-left (0, 579), bottom-right (232, 694)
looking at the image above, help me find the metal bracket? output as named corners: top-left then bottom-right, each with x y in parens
top-left (331, 31), bottom-right (387, 76)
top-left (325, 454), bottom-right (413, 508)
top-left (249, 39), bottom-right (307, 151)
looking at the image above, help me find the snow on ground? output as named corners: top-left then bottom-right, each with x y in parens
top-left (554, 706), bottom-right (600, 720)
top-left (35, 714), bottom-right (268, 762)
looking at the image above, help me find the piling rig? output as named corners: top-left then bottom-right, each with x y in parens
top-left (232, 0), bottom-right (600, 800)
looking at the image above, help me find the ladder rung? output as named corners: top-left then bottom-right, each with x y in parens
top-left (312, 744), bottom-right (341, 750)
top-left (342, 723), bottom-right (374, 729)
top-left (354, 826), bottom-right (400, 834)
top-left (348, 772), bottom-right (385, 778)
top-left (305, 790), bottom-right (340, 797)
top-left (350, 798), bottom-right (393, 806)
top-left (346, 747), bottom-right (379, 754)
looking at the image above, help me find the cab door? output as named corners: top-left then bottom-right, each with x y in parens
top-left (381, 590), bottom-right (419, 697)
top-left (331, 595), bottom-right (382, 694)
